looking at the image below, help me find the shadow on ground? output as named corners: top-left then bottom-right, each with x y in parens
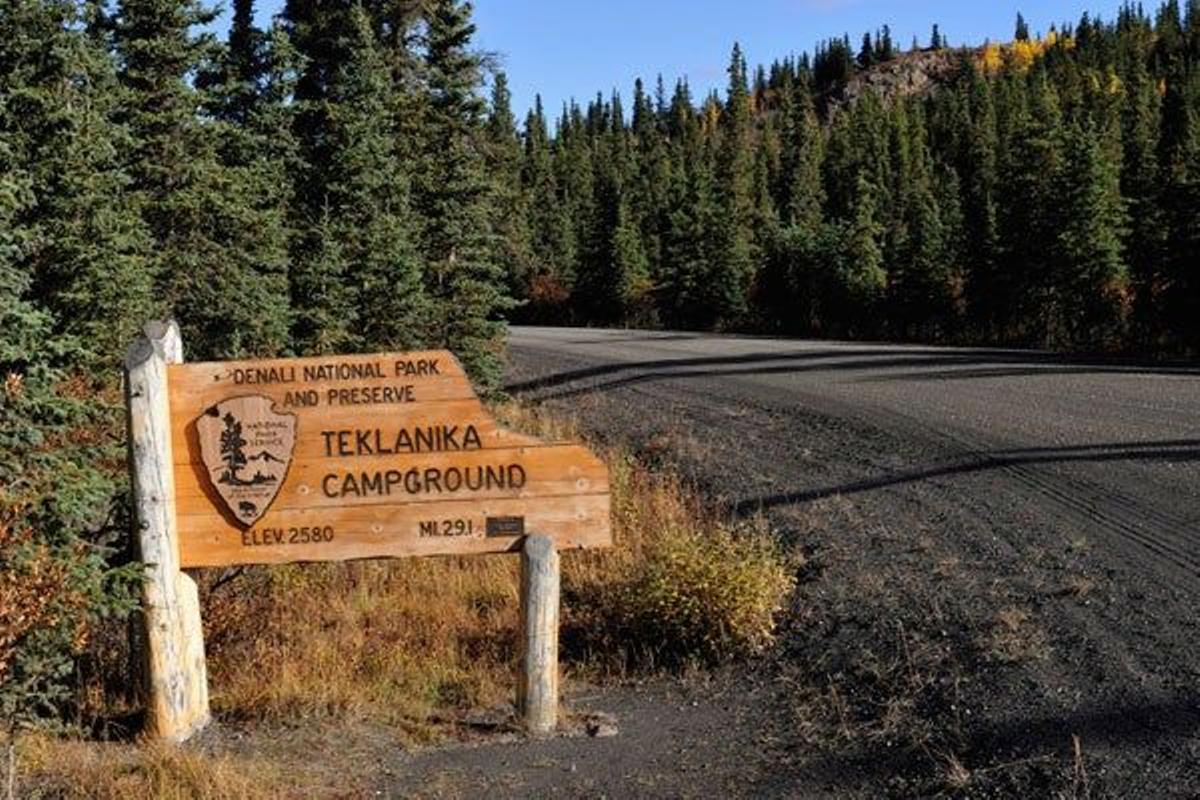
top-left (799, 693), bottom-right (1200, 795)
top-left (727, 439), bottom-right (1200, 512)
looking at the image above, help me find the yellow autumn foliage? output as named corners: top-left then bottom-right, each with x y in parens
top-left (977, 33), bottom-right (1075, 76)
top-left (1107, 70), bottom-right (1124, 96)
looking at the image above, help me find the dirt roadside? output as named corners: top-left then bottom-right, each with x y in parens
top-left (385, 329), bottom-right (1200, 798)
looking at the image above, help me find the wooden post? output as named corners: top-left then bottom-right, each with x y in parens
top-left (517, 534), bottom-right (560, 735)
top-left (124, 320), bottom-right (209, 742)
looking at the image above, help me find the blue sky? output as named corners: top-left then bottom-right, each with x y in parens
top-left (221, 1), bottom-right (1131, 119)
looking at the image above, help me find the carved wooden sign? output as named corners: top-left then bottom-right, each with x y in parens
top-left (167, 350), bottom-right (612, 568)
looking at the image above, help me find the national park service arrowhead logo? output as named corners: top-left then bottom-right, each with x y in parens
top-left (195, 395), bottom-right (296, 527)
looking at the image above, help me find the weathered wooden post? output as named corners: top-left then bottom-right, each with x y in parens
top-left (124, 320), bottom-right (210, 742)
top-left (517, 534), bottom-right (560, 735)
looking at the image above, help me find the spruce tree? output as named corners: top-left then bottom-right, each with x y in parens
top-left (302, 5), bottom-right (423, 353)
top-left (520, 96), bottom-right (574, 320)
top-left (1188, 0), bottom-right (1200, 52)
top-left (416, 0), bottom-right (511, 391)
top-left (1016, 13), bottom-right (1031, 41)
top-left (753, 114), bottom-right (782, 236)
top-left (555, 102), bottom-right (594, 300)
top-left (1161, 82), bottom-right (1200, 349)
top-left (0, 144), bottom-right (40, 366)
top-left (1121, 47), bottom-right (1166, 344)
top-left (878, 25), bottom-right (895, 60)
top-left (998, 74), bottom-right (1066, 343)
top-left (961, 64), bottom-right (1003, 339)
top-left (291, 204), bottom-right (356, 354)
top-left (201, 0), bottom-right (261, 126)
top-left (576, 156), bottom-right (651, 325)
top-left (572, 122), bottom-right (619, 323)
top-left (1053, 121), bottom-right (1129, 346)
top-left (669, 150), bottom-right (722, 330)
top-left (0, 91), bottom-right (138, 731)
top-left (115, 0), bottom-right (290, 358)
top-left (661, 80), bottom-right (721, 328)
top-left (610, 197), bottom-right (654, 323)
top-left (208, 4), bottom-right (300, 353)
top-left (934, 163), bottom-right (966, 329)
top-left (629, 77), bottom-right (672, 310)
top-left (782, 79), bottom-right (825, 231)
top-left (889, 103), bottom-right (953, 338)
top-left (837, 173), bottom-right (887, 333)
top-left (0, 148), bottom-right (75, 727)
top-left (2, 0), bottom-right (155, 365)
top-left (485, 73), bottom-right (536, 308)
top-left (758, 72), bottom-right (826, 332)
top-left (711, 43), bottom-right (755, 327)
top-left (858, 32), bottom-right (875, 69)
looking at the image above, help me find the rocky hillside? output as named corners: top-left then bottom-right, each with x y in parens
top-left (822, 48), bottom-right (968, 119)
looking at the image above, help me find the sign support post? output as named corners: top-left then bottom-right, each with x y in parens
top-left (518, 534), bottom-right (560, 734)
top-left (124, 321), bottom-right (210, 741)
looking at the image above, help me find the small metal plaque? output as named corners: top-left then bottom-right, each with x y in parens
top-left (486, 516), bottom-right (526, 538)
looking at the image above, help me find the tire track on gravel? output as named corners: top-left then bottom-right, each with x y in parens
top-left (842, 399), bottom-right (1200, 578)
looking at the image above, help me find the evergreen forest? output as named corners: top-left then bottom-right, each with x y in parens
top-left (3, 0), bottom-right (1200, 730)
top-left (510, 7), bottom-right (1200, 354)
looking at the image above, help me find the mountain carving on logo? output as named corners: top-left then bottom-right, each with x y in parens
top-left (195, 395), bottom-right (296, 527)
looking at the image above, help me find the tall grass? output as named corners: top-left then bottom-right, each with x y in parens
top-left (203, 554), bottom-right (522, 737)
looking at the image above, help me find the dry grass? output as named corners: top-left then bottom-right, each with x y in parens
top-left (1064, 734), bottom-right (1092, 800)
top-left (941, 753), bottom-right (973, 791)
top-left (204, 556), bottom-right (521, 737)
top-left (11, 733), bottom-right (287, 799)
top-left (986, 607), bottom-right (1052, 664)
top-left (562, 466), bottom-right (795, 670)
top-left (1059, 574), bottom-right (1096, 601)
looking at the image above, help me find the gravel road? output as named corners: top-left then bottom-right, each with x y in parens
top-left (396, 327), bottom-right (1200, 798)
top-left (508, 327), bottom-right (1200, 580)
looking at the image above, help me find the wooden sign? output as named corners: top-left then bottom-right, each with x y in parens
top-left (167, 350), bottom-right (611, 568)
top-left (127, 322), bottom-right (593, 742)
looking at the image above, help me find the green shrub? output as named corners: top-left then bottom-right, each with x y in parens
top-left (1, 225), bottom-right (139, 733)
top-left (562, 454), bottom-right (797, 669)
top-left (619, 523), bottom-right (795, 662)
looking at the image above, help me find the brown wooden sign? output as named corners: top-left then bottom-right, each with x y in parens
top-left (167, 350), bottom-right (611, 567)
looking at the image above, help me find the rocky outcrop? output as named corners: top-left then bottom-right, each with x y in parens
top-left (822, 48), bottom-right (969, 119)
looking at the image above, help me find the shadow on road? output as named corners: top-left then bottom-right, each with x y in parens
top-left (857, 363), bottom-right (1200, 383)
top-left (797, 692), bottom-right (1200, 793)
top-left (565, 333), bottom-right (705, 345)
top-left (727, 440), bottom-right (1200, 514)
top-left (507, 347), bottom-right (1200, 400)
